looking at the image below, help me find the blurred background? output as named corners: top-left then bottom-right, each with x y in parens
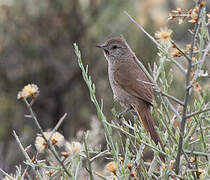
top-left (0, 0), bottom-right (209, 173)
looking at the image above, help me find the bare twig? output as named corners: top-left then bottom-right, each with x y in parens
top-left (186, 106), bottom-right (210, 119)
top-left (158, 91), bottom-right (184, 106)
top-left (13, 130), bottom-right (32, 163)
top-left (90, 150), bottom-right (109, 163)
top-left (0, 168), bottom-right (15, 180)
top-left (137, 78), bottom-right (184, 105)
top-left (49, 113), bottom-right (67, 140)
top-left (93, 171), bottom-right (106, 180)
top-left (170, 40), bottom-right (191, 62)
top-left (124, 11), bottom-right (186, 74)
top-left (184, 150), bottom-right (210, 157)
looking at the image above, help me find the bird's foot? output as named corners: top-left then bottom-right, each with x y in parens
top-left (118, 107), bottom-right (133, 119)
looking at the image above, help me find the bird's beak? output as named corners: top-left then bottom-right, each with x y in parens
top-left (96, 43), bottom-right (109, 55)
top-left (96, 43), bottom-right (107, 49)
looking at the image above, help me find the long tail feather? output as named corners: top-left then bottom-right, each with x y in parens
top-left (134, 102), bottom-right (165, 162)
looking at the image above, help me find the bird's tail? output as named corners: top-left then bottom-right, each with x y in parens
top-left (134, 102), bottom-right (165, 162)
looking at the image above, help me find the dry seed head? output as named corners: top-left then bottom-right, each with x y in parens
top-left (193, 81), bottom-right (201, 92)
top-left (35, 135), bottom-right (48, 153)
top-left (172, 8), bottom-right (181, 14)
top-left (171, 50), bottom-right (181, 57)
top-left (177, 8), bottom-right (181, 14)
top-left (168, 13), bottom-right (175, 20)
top-left (127, 163), bottom-right (132, 170)
top-left (50, 132), bottom-right (65, 147)
top-left (198, 168), bottom-right (205, 179)
top-left (207, 14), bottom-right (210, 23)
top-left (61, 151), bottom-right (69, 158)
top-left (188, 9), bottom-right (193, 15)
top-left (189, 17), bottom-right (198, 23)
top-left (106, 161), bottom-right (118, 175)
top-left (35, 131), bottom-right (64, 153)
top-left (17, 84), bottom-right (39, 100)
top-left (190, 156), bottom-right (196, 163)
top-left (119, 156), bottom-right (124, 162)
top-left (189, 11), bottom-right (198, 23)
top-left (193, 6), bottom-right (199, 13)
top-left (178, 17), bottom-right (185, 24)
top-left (31, 156), bottom-right (35, 163)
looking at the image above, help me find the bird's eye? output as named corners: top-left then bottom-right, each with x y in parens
top-left (112, 45), bottom-right (117, 49)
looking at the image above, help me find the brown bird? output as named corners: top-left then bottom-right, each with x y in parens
top-left (97, 37), bottom-right (165, 161)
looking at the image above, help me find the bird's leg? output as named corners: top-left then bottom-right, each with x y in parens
top-left (118, 107), bottom-right (133, 119)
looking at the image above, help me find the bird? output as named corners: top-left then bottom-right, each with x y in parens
top-left (97, 37), bottom-right (165, 161)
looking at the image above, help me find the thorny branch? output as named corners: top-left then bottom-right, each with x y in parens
top-left (175, 0), bottom-right (204, 174)
top-left (186, 106), bottom-right (210, 119)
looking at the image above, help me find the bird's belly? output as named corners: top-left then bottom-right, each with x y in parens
top-left (110, 80), bottom-right (133, 107)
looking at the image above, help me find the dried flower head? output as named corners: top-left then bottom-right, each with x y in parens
top-left (31, 156), bottom-right (36, 163)
top-left (119, 156), bottom-right (124, 163)
top-left (171, 50), bottom-right (181, 57)
top-left (47, 170), bottom-right (54, 176)
top-left (35, 131), bottom-right (65, 153)
top-left (65, 141), bottom-right (82, 155)
top-left (168, 13), bottom-right (175, 20)
top-left (178, 17), bottom-right (185, 24)
top-left (172, 8), bottom-right (182, 14)
top-left (193, 6), bottom-right (199, 13)
top-left (207, 14), bottom-right (210, 23)
top-left (200, 1), bottom-right (206, 7)
top-left (192, 80), bottom-right (202, 92)
top-left (190, 156), bottom-right (196, 163)
top-left (17, 84), bottom-right (39, 100)
top-left (155, 27), bottom-right (173, 46)
top-left (61, 151), bottom-right (69, 158)
top-left (160, 163), bottom-right (166, 170)
top-left (198, 168), bottom-right (205, 179)
top-left (50, 132), bottom-right (65, 147)
top-left (127, 163), bottom-right (132, 170)
top-left (35, 135), bottom-right (47, 153)
top-left (186, 44), bottom-right (198, 52)
top-left (130, 171), bottom-right (137, 179)
top-left (106, 161), bottom-right (118, 175)
top-left (189, 8), bottom-right (198, 23)
top-left (169, 160), bottom-right (175, 170)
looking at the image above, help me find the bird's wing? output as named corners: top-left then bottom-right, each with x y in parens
top-left (113, 60), bottom-right (153, 104)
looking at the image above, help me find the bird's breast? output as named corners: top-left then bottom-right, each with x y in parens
top-left (108, 64), bottom-right (133, 107)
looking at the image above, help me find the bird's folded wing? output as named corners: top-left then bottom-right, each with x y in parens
top-left (113, 62), bottom-right (153, 104)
